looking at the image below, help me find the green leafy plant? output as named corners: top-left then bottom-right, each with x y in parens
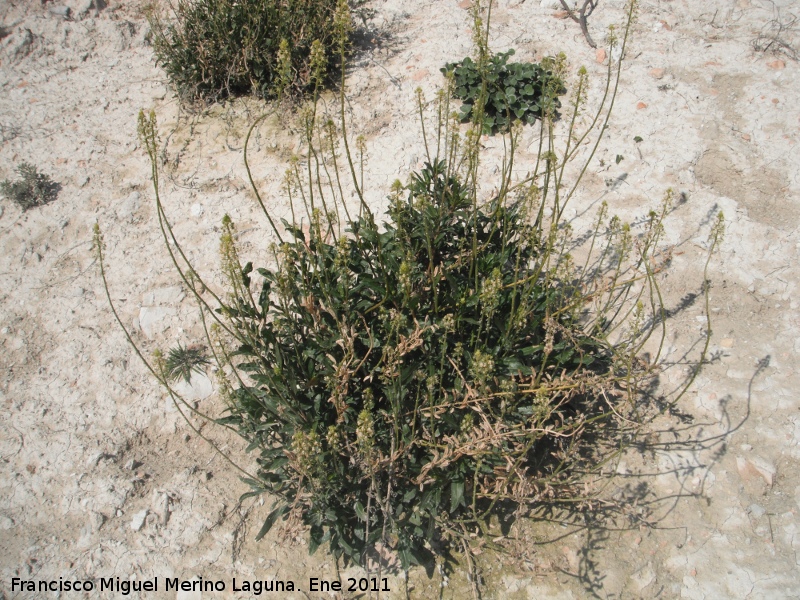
top-left (1, 162), bottom-right (60, 211)
top-left (441, 49), bottom-right (565, 134)
top-left (147, 0), bottom-right (356, 103)
top-left (97, 0), bottom-right (722, 585)
top-left (164, 343), bottom-right (210, 383)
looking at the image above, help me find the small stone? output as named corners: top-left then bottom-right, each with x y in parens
top-left (47, 5), bottom-right (71, 18)
top-left (137, 306), bottom-right (177, 339)
top-left (649, 68), bottom-right (665, 79)
top-left (720, 338), bottom-right (734, 348)
top-left (741, 134), bottom-right (751, 141)
top-left (541, 0), bottom-right (568, 8)
top-left (412, 69), bottom-right (429, 82)
top-left (86, 451), bottom-right (104, 467)
top-left (90, 512), bottom-right (106, 532)
top-left (173, 373), bottom-right (214, 401)
top-left (131, 509), bottom-right (148, 531)
top-left (77, 175), bottom-right (89, 188)
top-left (636, 102), bottom-right (648, 110)
top-left (73, 0), bottom-right (96, 19)
top-left (595, 48), bottom-right (607, 64)
top-left (124, 458), bottom-right (142, 471)
top-left (176, 581), bottom-right (203, 600)
top-left (767, 60), bottom-right (786, 70)
top-left (737, 456), bottom-right (775, 486)
top-left (190, 203), bottom-right (203, 217)
top-left (458, 0), bottom-right (472, 8)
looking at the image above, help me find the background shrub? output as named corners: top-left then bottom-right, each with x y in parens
top-left (148, 0), bottom-right (354, 102)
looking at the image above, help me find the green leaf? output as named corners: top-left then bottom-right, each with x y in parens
top-left (255, 505), bottom-right (287, 541)
top-left (354, 501), bottom-right (367, 521)
top-left (450, 480), bottom-right (465, 513)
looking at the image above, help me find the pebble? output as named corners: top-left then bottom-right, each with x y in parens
top-left (190, 203), bottom-right (204, 217)
top-left (47, 5), bottom-right (71, 18)
top-left (767, 60), bottom-right (786, 70)
top-left (90, 511), bottom-right (105, 532)
top-left (737, 455), bottom-right (775, 486)
top-left (173, 373), bottom-right (214, 401)
top-left (412, 69), bottom-right (429, 82)
top-left (137, 306), bottom-right (177, 339)
top-left (131, 509), bottom-right (148, 532)
top-left (541, 0), bottom-right (571, 8)
top-left (636, 102), bottom-right (648, 110)
top-left (649, 68), bottom-right (665, 79)
top-left (596, 48), bottom-right (607, 64)
top-left (176, 583), bottom-right (203, 600)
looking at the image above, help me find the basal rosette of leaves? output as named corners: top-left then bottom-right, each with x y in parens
top-left (441, 50), bottom-right (566, 134)
top-left (217, 158), bottom-right (616, 568)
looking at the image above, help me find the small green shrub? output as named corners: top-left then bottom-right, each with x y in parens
top-left (147, 0), bottom-right (355, 102)
top-left (0, 162), bottom-right (59, 211)
top-left (441, 49), bottom-right (565, 134)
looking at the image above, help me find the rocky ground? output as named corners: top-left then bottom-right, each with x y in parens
top-left (1, 0), bottom-right (799, 598)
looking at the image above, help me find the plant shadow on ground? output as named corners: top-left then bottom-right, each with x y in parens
top-left (473, 354), bottom-right (764, 600)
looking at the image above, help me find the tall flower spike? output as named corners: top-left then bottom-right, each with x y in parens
top-left (333, 0), bottom-right (352, 55)
top-left (309, 39), bottom-right (326, 90)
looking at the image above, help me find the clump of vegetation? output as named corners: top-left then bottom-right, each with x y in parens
top-left (147, 0), bottom-right (356, 103)
top-left (98, 0), bottom-right (722, 585)
top-left (164, 343), bottom-right (210, 384)
top-left (442, 49), bottom-right (565, 133)
top-left (1, 162), bottom-right (59, 211)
